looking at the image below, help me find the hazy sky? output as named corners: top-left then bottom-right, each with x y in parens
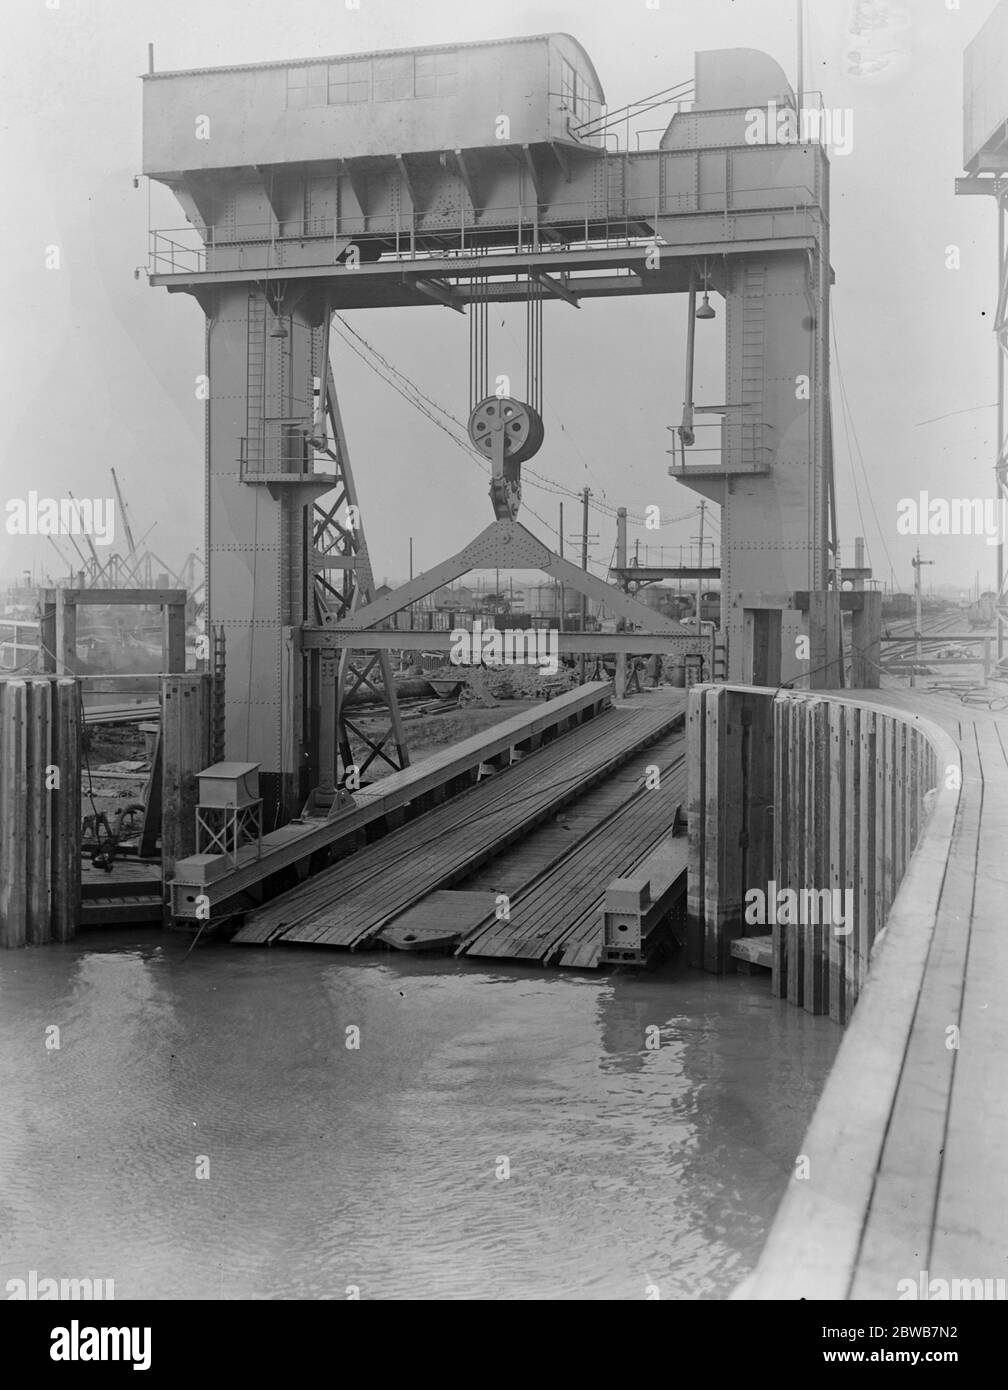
top-left (0, 0), bottom-right (1002, 593)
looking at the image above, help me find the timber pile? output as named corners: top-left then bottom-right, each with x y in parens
top-left (455, 663), bottom-right (576, 706)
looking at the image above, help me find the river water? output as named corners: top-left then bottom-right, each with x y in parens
top-left (0, 932), bottom-right (838, 1300)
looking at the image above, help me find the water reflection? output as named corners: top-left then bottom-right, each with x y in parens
top-left (0, 933), bottom-right (838, 1299)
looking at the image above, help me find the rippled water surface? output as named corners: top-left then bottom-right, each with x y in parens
top-left (0, 933), bottom-right (839, 1299)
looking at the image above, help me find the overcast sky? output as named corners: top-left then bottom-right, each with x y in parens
top-left (0, 0), bottom-right (1002, 594)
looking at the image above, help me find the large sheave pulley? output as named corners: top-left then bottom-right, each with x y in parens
top-left (467, 396), bottom-right (544, 521)
top-left (468, 396), bottom-right (544, 465)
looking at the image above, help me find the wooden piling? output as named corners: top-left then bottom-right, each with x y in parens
top-left (0, 681), bottom-right (29, 947)
top-left (803, 698), bottom-right (830, 1015)
top-left (686, 686), bottom-right (708, 969)
top-left (50, 678), bottom-right (81, 942)
top-left (25, 680), bottom-right (53, 944)
top-left (827, 702), bottom-right (848, 1023)
top-left (684, 685), bottom-right (949, 1015)
top-left (842, 704), bottom-right (861, 1018)
top-left (785, 697), bottom-right (807, 1004)
top-left (771, 694), bottom-right (788, 996)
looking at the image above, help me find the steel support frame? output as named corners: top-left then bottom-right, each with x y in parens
top-left (956, 176), bottom-right (1008, 662)
top-left (150, 96), bottom-right (836, 819)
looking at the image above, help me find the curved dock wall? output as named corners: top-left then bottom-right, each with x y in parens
top-left (687, 684), bottom-right (953, 1024)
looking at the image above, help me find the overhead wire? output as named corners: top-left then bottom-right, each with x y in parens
top-left (831, 309), bottom-right (896, 581)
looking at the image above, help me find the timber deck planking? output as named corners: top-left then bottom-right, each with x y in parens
top-left (458, 753), bottom-right (686, 965)
top-left (458, 732), bottom-right (682, 899)
top-left (233, 694), bottom-right (685, 949)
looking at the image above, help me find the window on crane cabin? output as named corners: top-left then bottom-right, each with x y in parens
top-left (328, 60), bottom-right (370, 104)
top-left (414, 52), bottom-right (457, 98)
top-left (372, 53), bottom-right (413, 101)
top-left (560, 58), bottom-right (577, 115)
top-left (286, 64), bottom-right (327, 109)
top-left (573, 71), bottom-right (592, 123)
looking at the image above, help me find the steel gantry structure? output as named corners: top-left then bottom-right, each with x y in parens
top-left (143, 35), bottom-right (842, 824)
top-left (957, 1), bottom-right (1008, 663)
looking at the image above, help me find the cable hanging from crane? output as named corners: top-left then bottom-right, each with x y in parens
top-left (525, 273), bottom-right (543, 415)
top-left (469, 272), bottom-right (488, 411)
top-left (332, 315), bottom-right (691, 528)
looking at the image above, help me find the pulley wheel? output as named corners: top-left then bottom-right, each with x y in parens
top-left (468, 396), bottom-right (544, 464)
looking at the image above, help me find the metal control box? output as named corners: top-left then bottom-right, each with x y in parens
top-left (197, 761), bottom-right (261, 809)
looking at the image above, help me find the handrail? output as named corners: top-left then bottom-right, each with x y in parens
top-left (148, 180), bottom-right (823, 276)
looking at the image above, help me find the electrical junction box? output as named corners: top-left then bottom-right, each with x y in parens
top-left (197, 761), bottom-right (260, 809)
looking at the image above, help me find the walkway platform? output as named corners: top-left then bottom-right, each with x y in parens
top-left (232, 692), bottom-right (686, 950)
top-left (746, 685), bottom-right (1008, 1298)
top-left (80, 859), bottom-right (163, 926)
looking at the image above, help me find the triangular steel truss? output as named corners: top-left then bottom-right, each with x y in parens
top-left (330, 515), bottom-right (684, 637)
top-left (307, 363), bottom-right (409, 808)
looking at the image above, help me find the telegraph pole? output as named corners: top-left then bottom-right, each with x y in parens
top-left (579, 487), bottom-right (591, 684)
top-left (695, 500), bottom-right (706, 635)
top-left (911, 547), bottom-right (933, 689)
top-left (558, 502), bottom-right (564, 632)
top-left (615, 506), bottom-right (628, 696)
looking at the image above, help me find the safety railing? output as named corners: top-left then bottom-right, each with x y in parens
top-left (147, 175), bottom-right (824, 276)
top-left (620, 545), bottom-right (721, 570)
top-left (667, 418), bottom-right (774, 474)
top-left (237, 433), bottom-right (335, 482)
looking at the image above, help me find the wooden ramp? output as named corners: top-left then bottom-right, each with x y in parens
top-left (232, 693), bottom-right (685, 950)
top-left (458, 753), bottom-right (687, 967)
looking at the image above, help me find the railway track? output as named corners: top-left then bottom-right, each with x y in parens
top-left (880, 612), bottom-right (971, 668)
